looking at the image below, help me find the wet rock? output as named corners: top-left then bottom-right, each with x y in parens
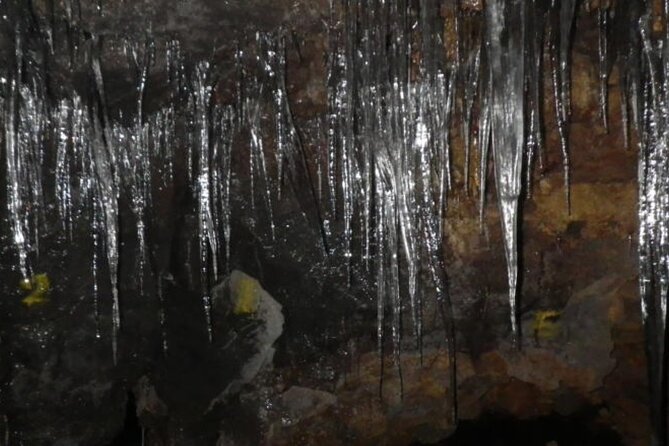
top-left (209, 270), bottom-right (284, 405)
top-left (134, 376), bottom-right (168, 422)
top-left (261, 275), bottom-right (629, 445)
top-left (278, 386), bottom-right (337, 424)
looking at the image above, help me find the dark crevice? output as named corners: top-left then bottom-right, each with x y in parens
top-left (422, 409), bottom-right (623, 446)
top-left (109, 393), bottom-right (142, 446)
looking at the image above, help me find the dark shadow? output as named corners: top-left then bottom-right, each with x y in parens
top-left (416, 409), bottom-right (624, 446)
top-left (109, 392), bottom-right (142, 446)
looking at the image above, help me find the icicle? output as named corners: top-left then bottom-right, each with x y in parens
top-left (89, 40), bottom-right (122, 354)
top-left (326, 0), bottom-right (343, 221)
top-left (458, 9), bottom-right (483, 193)
top-left (438, 69), bottom-right (456, 234)
top-left (166, 40), bottom-right (183, 100)
top-left (478, 57), bottom-right (492, 227)
top-left (391, 0), bottom-right (411, 392)
top-left (219, 107), bottom-right (235, 271)
top-left (19, 84), bottom-right (48, 261)
top-left (127, 39), bottom-right (155, 292)
top-left (273, 32), bottom-right (331, 254)
top-left (558, 0), bottom-right (577, 119)
top-left (598, 7), bottom-right (610, 132)
top-left (486, 0), bottom-right (525, 345)
top-left (611, 0), bottom-right (643, 153)
top-left (376, 180), bottom-right (387, 398)
top-left (242, 34), bottom-right (277, 240)
top-left (551, 0), bottom-right (577, 209)
top-left (638, 15), bottom-right (669, 446)
top-left (90, 108), bottom-right (121, 362)
top-left (149, 108), bottom-right (174, 356)
top-left (5, 77), bottom-right (30, 279)
top-left (263, 34), bottom-right (292, 201)
top-left (357, 3), bottom-right (376, 269)
top-left (375, 167), bottom-right (404, 399)
top-left (399, 103), bottom-right (419, 356)
top-left (524, 0), bottom-right (546, 197)
top-left (340, 0), bottom-right (356, 280)
top-left (71, 94), bottom-right (89, 223)
top-left (388, 192), bottom-right (404, 400)
top-left (62, 0), bottom-right (81, 66)
top-left (550, 24), bottom-right (572, 212)
top-left (247, 92), bottom-right (276, 240)
top-left (621, 78), bottom-right (631, 149)
top-left (92, 203), bottom-right (102, 339)
top-left (193, 61), bottom-right (217, 342)
top-left (55, 99), bottom-right (74, 239)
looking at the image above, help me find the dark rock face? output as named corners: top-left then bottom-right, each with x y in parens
top-left (0, 2), bottom-right (653, 446)
top-left (32, 0), bottom-right (328, 45)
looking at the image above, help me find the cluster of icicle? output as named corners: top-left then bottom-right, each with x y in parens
top-left (325, 0), bottom-right (457, 404)
top-left (2, 0), bottom-right (298, 363)
top-left (322, 0), bottom-right (579, 407)
top-left (3, 0), bottom-right (669, 442)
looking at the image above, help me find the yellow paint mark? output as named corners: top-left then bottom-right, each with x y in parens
top-left (232, 274), bottom-right (260, 315)
top-left (20, 273), bottom-right (51, 307)
top-left (533, 310), bottom-right (561, 341)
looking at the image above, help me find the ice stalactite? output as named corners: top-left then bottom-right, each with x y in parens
top-left (4, 11), bottom-right (47, 280)
top-left (326, 0), bottom-right (347, 251)
top-left (270, 35), bottom-right (291, 202)
top-left (558, 0), bottom-right (577, 119)
top-left (613, 1), bottom-right (643, 151)
top-left (118, 119), bottom-right (151, 293)
top-left (193, 61), bottom-right (217, 342)
top-left (54, 99), bottom-right (75, 240)
top-left (524, 0), bottom-right (546, 198)
top-left (598, 7), bottom-right (610, 132)
top-left (552, 0), bottom-right (577, 210)
top-left (129, 39), bottom-right (156, 292)
top-left (213, 105), bottom-right (236, 274)
top-left (325, 0), bottom-right (458, 407)
top-left (90, 111), bottom-right (121, 362)
top-left (457, 6), bottom-right (483, 193)
top-left (18, 84), bottom-right (47, 263)
top-left (477, 48), bottom-right (492, 227)
top-left (151, 108), bottom-right (177, 355)
top-left (274, 33), bottom-right (330, 254)
top-left (5, 76), bottom-right (31, 280)
top-left (340, 0), bottom-right (357, 283)
top-left (485, 0), bottom-right (525, 346)
top-left (64, 94), bottom-right (105, 338)
top-left (240, 33), bottom-right (288, 242)
top-left (638, 12), bottom-right (669, 445)
top-left (89, 34), bottom-right (122, 361)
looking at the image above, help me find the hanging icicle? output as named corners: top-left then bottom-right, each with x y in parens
top-left (598, 6), bottom-right (610, 131)
top-left (638, 12), bottom-right (669, 446)
top-left (485, 0), bottom-right (526, 346)
top-left (193, 61), bottom-right (217, 342)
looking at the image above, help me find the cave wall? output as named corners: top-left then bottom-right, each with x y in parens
top-left (0, 1), bottom-right (656, 445)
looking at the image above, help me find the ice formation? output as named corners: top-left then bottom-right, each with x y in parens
top-left (1, 0), bottom-right (669, 440)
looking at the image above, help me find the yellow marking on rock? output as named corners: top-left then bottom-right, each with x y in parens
top-left (232, 274), bottom-right (261, 315)
top-left (20, 273), bottom-right (51, 307)
top-left (533, 310), bottom-right (561, 340)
